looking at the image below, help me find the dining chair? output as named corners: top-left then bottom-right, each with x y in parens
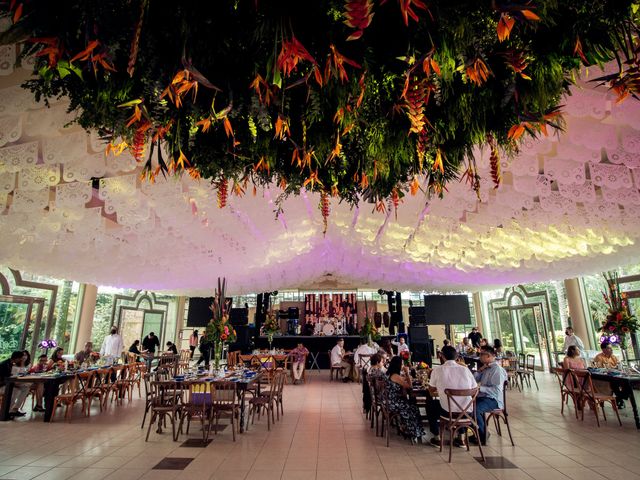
top-left (145, 380), bottom-right (182, 441)
top-left (329, 351), bottom-right (345, 381)
top-left (179, 381), bottom-right (214, 442)
top-left (552, 367), bottom-right (581, 418)
top-left (178, 350), bottom-right (191, 374)
top-left (211, 381), bottom-right (240, 441)
top-left (483, 380), bottom-right (515, 445)
top-left (273, 370), bottom-right (286, 420)
top-left (249, 372), bottom-right (279, 431)
top-left (375, 377), bottom-right (400, 447)
top-left (573, 369), bottom-right (622, 427)
top-left (357, 354), bottom-right (372, 383)
top-left (439, 387), bottom-right (485, 463)
top-left (51, 375), bottom-right (82, 422)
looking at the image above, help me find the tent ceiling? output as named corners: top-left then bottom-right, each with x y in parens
top-left (1, 60), bottom-right (640, 295)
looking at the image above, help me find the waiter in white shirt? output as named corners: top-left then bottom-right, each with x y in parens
top-left (562, 327), bottom-right (585, 353)
top-left (331, 338), bottom-right (353, 382)
top-left (100, 326), bottom-right (124, 364)
top-left (426, 345), bottom-right (477, 447)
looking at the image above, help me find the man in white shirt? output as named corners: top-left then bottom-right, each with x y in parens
top-left (354, 339), bottom-right (377, 375)
top-left (330, 338), bottom-right (353, 382)
top-left (562, 327), bottom-right (585, 353)
top-left (391, 336), bottom-right (410, 355)
top-left (100, 326), bottom-right (124, 364)
top-left (456, 337), bottom-right (470, 355)
top-left (426, 345), bottom-right (477, 447)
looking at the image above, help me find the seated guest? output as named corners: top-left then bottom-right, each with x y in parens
top-left (427, 345), bottom-right (477, 447)
top-left (354, 339), bottom-right (377, 371)
top-left (47, 347), bottom-right (65, 370)
top-left (385, 356), bottom-right (426, 443)
top-left (479, 338), bottom-right (488, 348)
top-left (0, 351), bottom-right (30, 417)
top-left (166, 341), bottom-right (178, 355)
top-left (592, 341), bottom-right (626, 407)
top-left (443, 339), bottom-right (450, 347)
top-left (592, 341), bottom-right (620, 369)
top-left (128, 340), bottom-right (147, 361)
top-left (28, 354), bottom-right (48, 412)
top-left (562, 345), bottom-right (586, 370)
top-left (21, 351), bottom-right (31, 370)
top-left (456, 337), bottom-right (470, 354)
top-left (493, 339), bottom-right (503, 355)
top-left (29, 354), bottom-right (48, 374)
top-left (391, 335), bottom-right (410, 355)
top-left (330, 338), bottom-right (353, 382)
top-left (74, 342), bottom-right (95, 364)
top-left (469, 346), bottom-right (507, 446)
top-left (290, 342), bottom-right (309, 385)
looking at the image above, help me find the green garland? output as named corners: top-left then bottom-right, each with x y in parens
top-left (1, 0), bottom-right (638, 212)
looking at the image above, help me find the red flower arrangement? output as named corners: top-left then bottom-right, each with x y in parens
top-left (400, 349), bottom-right (411, 366)
top-left (599, 271), bottom-right (638, 350)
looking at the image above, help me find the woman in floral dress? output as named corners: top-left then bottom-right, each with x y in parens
top-left (385, 356), bottom-right (425, 442)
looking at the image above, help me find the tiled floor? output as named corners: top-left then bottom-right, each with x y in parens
top-left (0, 371), bottom-right (639, 480)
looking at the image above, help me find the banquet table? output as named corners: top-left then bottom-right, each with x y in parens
top-left (2, 372), bottom-right (76, 422)
top-left (589, 370), bottom-right (640, 429)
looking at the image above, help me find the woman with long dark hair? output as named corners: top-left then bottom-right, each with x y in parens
top-left (47, 347), bottom-right (64, 370)
top-left (189, 330), bottom-right (199, 359)
top-left (385, 356), bottom-right (425, 443)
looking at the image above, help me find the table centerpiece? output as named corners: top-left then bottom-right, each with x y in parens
top-left (599, 271), bottom-right (639, 363)
top-left (204, 277), bottom-right (236, 374)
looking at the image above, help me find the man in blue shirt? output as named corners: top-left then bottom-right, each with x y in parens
top-left (470, 346), bottom-right (507, 445)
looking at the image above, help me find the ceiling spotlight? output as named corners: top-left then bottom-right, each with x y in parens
top-left (378, 289), bottom-right (387, 296)
top-left (271, 290), bottom-right (279, 296)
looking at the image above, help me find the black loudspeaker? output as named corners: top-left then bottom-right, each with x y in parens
top-left (287, 307), bottom-right (299, 320)
top-left (408, 306), bottom-right (426, 326)
top-left (411, 341), bottom-right (433, 366)
top-left (229, 308), bottom-right (248, 326)
top-left (409, 326), bottom-right (429, 342)
top-left (373, 312), bottom-right (382, 329)
top-left (229, 325), bottom-right (252, 354)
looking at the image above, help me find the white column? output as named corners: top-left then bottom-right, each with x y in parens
top-left (175, 296), bottom-right (186, 347)
top-left (563, 278), bottom-right (593, 350)
top-left (72, 284), bottom-right (98, 351)
top-left (472, 292), bottom-right (484, 330)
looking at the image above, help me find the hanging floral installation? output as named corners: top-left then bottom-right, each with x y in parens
top-left (1, 0), bottom-right (639, 217)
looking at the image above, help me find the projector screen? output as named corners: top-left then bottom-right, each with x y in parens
top-left (424, 294), bottom-right (472, 325)
top-left (186, 297), bottom-right (213, 327)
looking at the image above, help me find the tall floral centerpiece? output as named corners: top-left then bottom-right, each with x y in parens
top-left (600, 272), bottom-right (638, 362)
top-left (359, 300), bottom-right (381, 346)
top-left (263, 311), bottom-right (280, 352)
top-left (204, 278), bottom-right (236, 373)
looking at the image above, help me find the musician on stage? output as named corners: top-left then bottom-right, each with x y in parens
top-left (330, 338), bottom-right (354, 382)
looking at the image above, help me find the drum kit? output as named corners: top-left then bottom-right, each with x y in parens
top-left (313, 316), bottom-right (346, 336)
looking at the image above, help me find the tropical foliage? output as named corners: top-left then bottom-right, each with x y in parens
top-left (2, 0), bottom-right (639, 215)
top-left (205, 278), bottom-right (236, 345)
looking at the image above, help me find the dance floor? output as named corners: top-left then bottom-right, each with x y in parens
top-left (0, 372), bottom-right (638, 480)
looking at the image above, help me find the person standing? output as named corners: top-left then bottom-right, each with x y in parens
top-left (468, 327), bottom-right (483, 348)
top-left (100, 326), bottom-right (125, 364)
top-left (142, 331), bottom-right (160, 355)
top-left (470, 346), bottom-right (507, 446)
top-left (189, 330), bottom-right (199, 359)
top-left (290, 343), bottom-right (309, 384)
top-left (562, 327), bottom-right (585, 353)
top-left (391, 336), bottom-right (410, 355)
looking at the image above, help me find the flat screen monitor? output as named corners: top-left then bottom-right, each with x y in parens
top-left (424, 294), bottom-right (471, 325)
top-left (186, 297), bottom-right (213, 327)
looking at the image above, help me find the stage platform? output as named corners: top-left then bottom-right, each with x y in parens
top-left (254, 335), bottom-right (394, 369)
